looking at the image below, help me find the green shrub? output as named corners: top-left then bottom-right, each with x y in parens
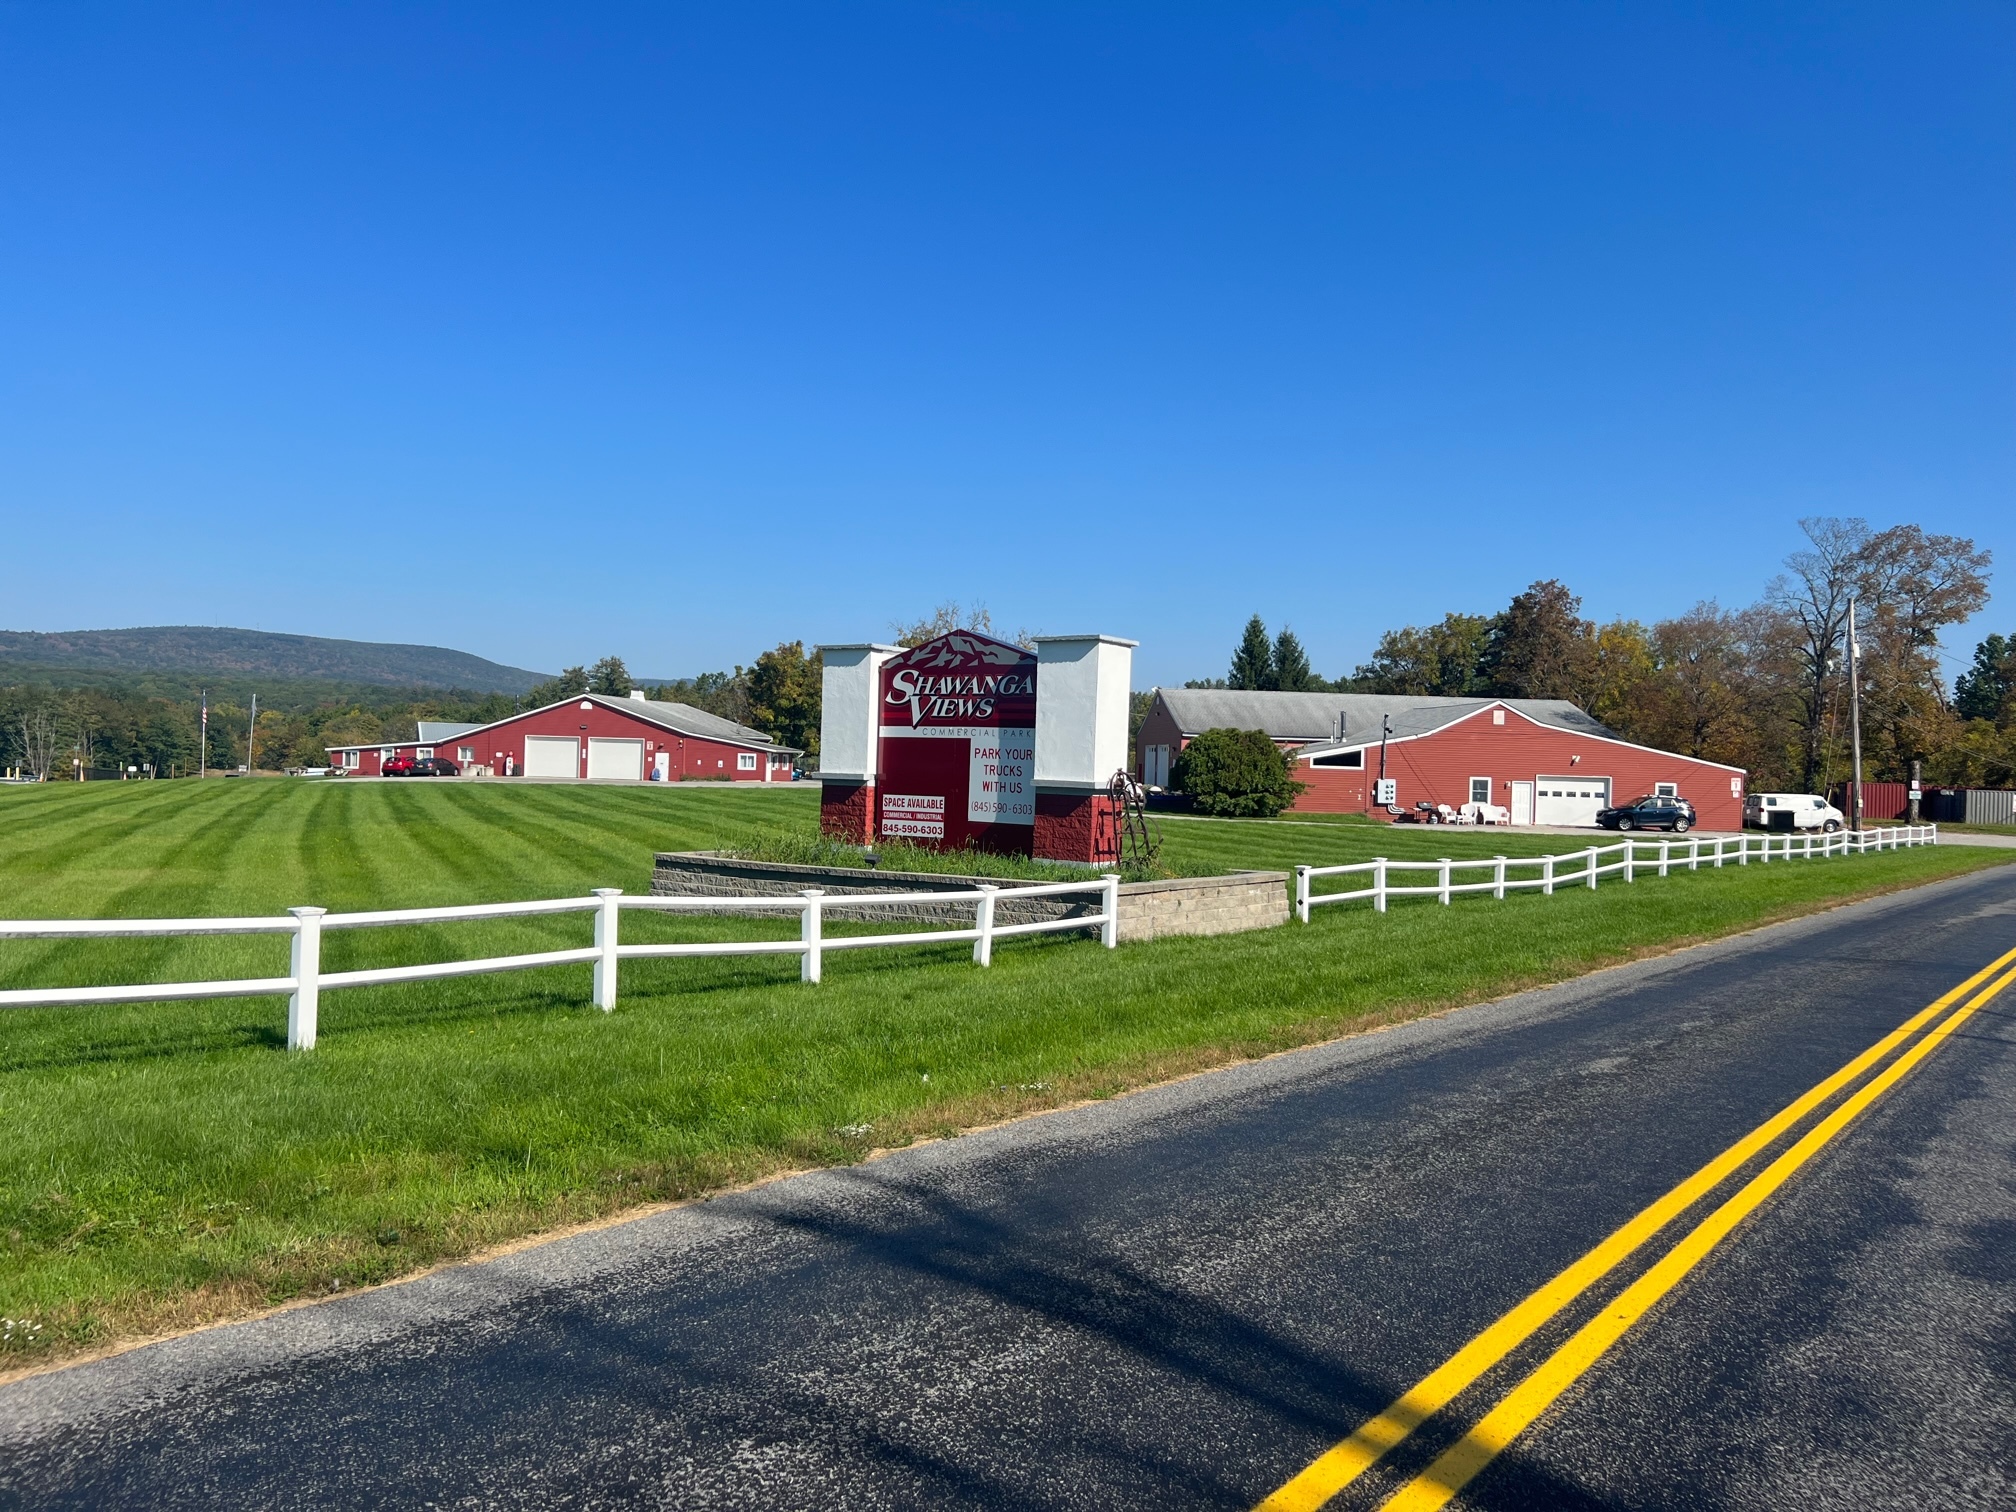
top-left (1169, 727), bottom-right (1307, 817)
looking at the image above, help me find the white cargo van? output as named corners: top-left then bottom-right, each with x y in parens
top-left (1744, 793), bottom-right (1846, 832)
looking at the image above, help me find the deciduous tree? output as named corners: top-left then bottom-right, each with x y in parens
top-left (747, 641), bottom-right (821, 758)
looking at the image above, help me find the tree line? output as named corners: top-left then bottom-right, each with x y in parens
top-left (0, 601), bottom-right (998, 779)
top-left (1199, 517), bottom-right (2008, 793)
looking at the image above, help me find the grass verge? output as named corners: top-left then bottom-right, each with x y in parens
top-left (0, 780), bottom-right (2009, 1375)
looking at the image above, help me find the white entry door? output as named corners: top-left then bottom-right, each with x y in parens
top-left (1534, 775), bottom-right (1611, 827)
top-left (523, 736), bottom-right (579, 779)
top-left (1510, 781), bottom-right (1535, 826)
top-left (586, 738), bottom-right (645, 781)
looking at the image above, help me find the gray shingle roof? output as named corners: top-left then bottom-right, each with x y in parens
top-left (595, 696), bottom-right (798, 752)
top-left (1152, 689), bottom-right (1613, 747)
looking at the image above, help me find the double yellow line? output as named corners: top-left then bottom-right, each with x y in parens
top-left (1257, 943), bottom-right (2016, 1512)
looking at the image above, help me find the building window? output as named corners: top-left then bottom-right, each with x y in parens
top-left (1492, 709), bottom-right (1505, 725)
top-left (458, 747), bottom-right (474, 762)
top-left (1312, 749), bottom-right (1364, 768)
top-left (738, 752), bottom-right (757, 771)
top-left (416, 747), bottom-right (433, 759)
top-left (1655, 782), bottom-right (1678, 797)
top-left (1470, 777), bottom-right (1491, 805)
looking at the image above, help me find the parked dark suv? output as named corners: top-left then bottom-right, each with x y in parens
top-left (1598, 794), bottom-right (1696, 832)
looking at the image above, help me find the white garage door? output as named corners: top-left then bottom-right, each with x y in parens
top-left (1534, 775), bottom-right (1611, 827)
top-left (586, 738), bottom-right (644, 781)
top-left (523, 736), bottom-right (579, 779)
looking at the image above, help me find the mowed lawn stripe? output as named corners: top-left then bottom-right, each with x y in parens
top-left (0, 780), bottom-right (2005, 1368)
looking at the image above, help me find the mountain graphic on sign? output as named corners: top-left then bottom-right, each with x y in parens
top-left (900, 632), bottom-right (1028, 668)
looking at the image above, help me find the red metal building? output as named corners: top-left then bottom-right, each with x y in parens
top-left (324, 692), bottom-right (799, 782)
top-left (1136, 689), bottom-right (1746, 829)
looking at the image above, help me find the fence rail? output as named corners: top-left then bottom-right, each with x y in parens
top-left (0, 875), bottom-right (1123, 1050)
top-left (1293, 824), bottom-right (1940, 923)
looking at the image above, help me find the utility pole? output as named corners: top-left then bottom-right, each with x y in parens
top-left (1847, 597), bottom-right (1865, 834)
top-left (1909, 758), bottom-right (1921, 824)
top-left (247, 693), bottom-right (258, 775)
top-left (1376, 713), bottom-right (1392, 813)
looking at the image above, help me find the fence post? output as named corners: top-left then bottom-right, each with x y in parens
top-left (1374, 857), bottom-right (1389, 913)
top-left (800, 889), bottom-right (824, 984)
top-left (287, 906), bottom-right (325, 1052)
top-left (592, 888), bottom-right (622, 1011)
top-left (1659, 839), bottom-right (1670, 878)
top-left (1295, 865), bottom-right (1312, 924)
top-left (973, 884), bottom-right (997, 966)
top-left (1587, 846), bottom-right (1599, 890)
top-left (1494, 856), bottom-right (1507, 900)
top-left (1689, 837), bottom-right (1700, 871)
top-left (1438, 858), bottom-right (1453, 905)
top-left (1542, 854), bottom-right (1555, 896)
top-left (1101, 874), bottom-right (1122, 948)
top-left (1623, 842), bottom-right (1636, 883)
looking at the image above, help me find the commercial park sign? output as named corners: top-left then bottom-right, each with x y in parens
top-left (877, 632), bottom-right (1036, 851)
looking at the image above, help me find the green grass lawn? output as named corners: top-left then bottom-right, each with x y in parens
top-left (1, 778), bottom-right (2008, 1369)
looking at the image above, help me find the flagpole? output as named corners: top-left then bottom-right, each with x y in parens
top-left (200, 690), bottom-right (208, 779)
top-left (1847, 597), bottom-right (1865, 834)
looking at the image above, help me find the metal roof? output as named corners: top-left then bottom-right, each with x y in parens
top-left (416, 721), bottom-right (483, 743)
top-left (1150, 688), bottom-right (1615, 746)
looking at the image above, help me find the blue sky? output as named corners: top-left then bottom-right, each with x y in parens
top-left (3, 3), bottom-right (2010, 687)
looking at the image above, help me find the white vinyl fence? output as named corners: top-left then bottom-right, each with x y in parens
top-left (1294, 825), bottom-right (1940, 924)
top-left (0, 876), bottom-right (1122, 1051)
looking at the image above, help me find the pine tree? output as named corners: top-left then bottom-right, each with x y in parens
top-left (1271, 628), bottom-right (1318, 691)
top-left (1955, 633), bottom-right (2013, 723)
top-left (1229, 615), bottom-right (1273, 690)
top-left (587, 656), bottom-right (633, 696)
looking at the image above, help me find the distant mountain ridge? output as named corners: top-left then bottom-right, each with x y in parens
top-left (0, 626), bottom-right (552, 693)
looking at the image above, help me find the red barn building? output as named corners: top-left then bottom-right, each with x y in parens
top-left (1136, 689), bottom-right (1746, 829)
top-left (325, 692), bottom-right (798, 782)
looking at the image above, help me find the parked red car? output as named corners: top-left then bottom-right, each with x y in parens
top-left (381, 754), bottom-right (418, 777)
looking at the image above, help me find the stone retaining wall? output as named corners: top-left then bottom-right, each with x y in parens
top-left (649, 852), bottom-right (1288, 942)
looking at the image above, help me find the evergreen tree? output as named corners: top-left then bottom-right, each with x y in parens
top-left (587, 656), bottom-right (633, 696)
top-left (1271, 628), bottom-right (1320, 691)
top-left (523, 666), bottom-right (591, 707)
top-left (1228, 615), bottom-right (1273, 690)
top-left (1955, 633), bottom-right (2013, 723)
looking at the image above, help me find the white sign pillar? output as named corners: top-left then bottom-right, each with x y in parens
top-left (814, 643), bottom-right (899, 843)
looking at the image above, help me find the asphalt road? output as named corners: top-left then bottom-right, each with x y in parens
top-left (4, 866), bottom-right (2014, 1510)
